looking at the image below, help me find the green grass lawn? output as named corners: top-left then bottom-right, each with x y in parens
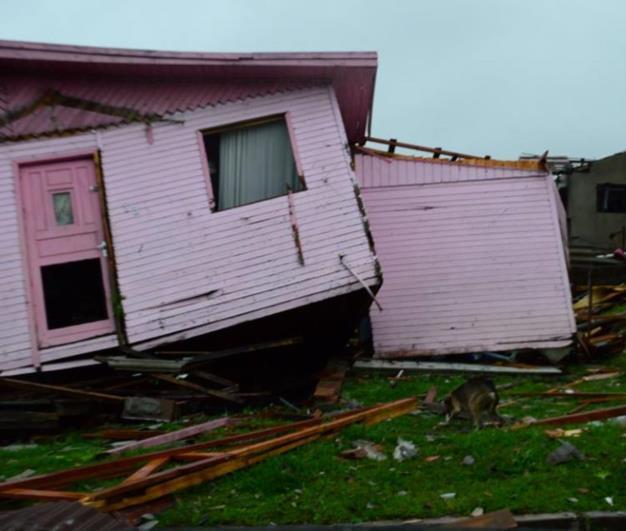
top-left (0, 355), bottom-right (625, 526)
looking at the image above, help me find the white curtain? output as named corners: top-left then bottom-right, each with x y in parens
top-left (218, 120), bottom-right (301, 210)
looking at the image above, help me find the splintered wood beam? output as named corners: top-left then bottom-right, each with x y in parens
top-left (82, 429), bottom-right (167, 441)
top-left (121, 458), bottom-right (170, 485)
top-left (107, 417), bottom-right (231, 455)
top-left (149, 374), bottom-right (243, 404)
top-left (511, 391), bottom-right (626, 399)
top-left (522, 404), bottom-right (626, 427)
top-left (0, 377), bottom-right (124, 403)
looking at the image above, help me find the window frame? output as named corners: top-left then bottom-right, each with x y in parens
top-left (197, 112), bottom-right (305, 212)
top-left (596, 183), bottom-right (626, 213)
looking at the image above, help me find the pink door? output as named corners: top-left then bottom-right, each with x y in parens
top-left (20, 157), bottom-right (115, 348)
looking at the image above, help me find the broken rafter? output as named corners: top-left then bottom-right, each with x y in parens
top-left (364, 136), bottom-right (489, 161)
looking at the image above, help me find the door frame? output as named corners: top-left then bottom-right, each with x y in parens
top-left (12, 148), bottom-right (123, 366)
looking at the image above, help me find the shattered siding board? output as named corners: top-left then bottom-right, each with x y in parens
top-left (355, 154), bottom-right (575, 357)
top-left (103, 86), bottom-right (376, 347)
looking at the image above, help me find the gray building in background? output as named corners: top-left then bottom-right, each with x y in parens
top-left (568, 152), bottom-right (626, 250)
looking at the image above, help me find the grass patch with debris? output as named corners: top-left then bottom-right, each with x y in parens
top-left (0, 356), bottom-right (625, 526)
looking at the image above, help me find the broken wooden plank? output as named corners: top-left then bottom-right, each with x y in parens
top-left (519, 404), bottom-right (626, 427)
top-left (149, 374), bottom-right (243, 404)
top-left (107, 417), bottom-right (231, 455)
top-left (313, 358), bottom-right (349, 404)
top-left (82, 429), bottom-right (167, 441)
top-left (353, 359), bottom-right (562, 376)
top-left (121, 458), bottom-right (170, 485)
top-left (97, 356), bottom-right (190, 373)
top-left (158, 337), bottom-right (304, 366)
top-left (0, 378), bottom-right (124, 403)
top-left (511, 391), bottom-right (626, 399)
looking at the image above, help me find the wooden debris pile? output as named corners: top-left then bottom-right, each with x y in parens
top-left (574, 282), bottom-right (626, 356)
top-left (0, 337), bottom-right (323, 435)
top-left (0, 397), bottom-right (417, 513)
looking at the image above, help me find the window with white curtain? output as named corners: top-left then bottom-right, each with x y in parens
top-left (203, 117), bottom-right (304, 211)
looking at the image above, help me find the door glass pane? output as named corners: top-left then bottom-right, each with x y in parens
top-left (52, 192), bottom-right (74, 225)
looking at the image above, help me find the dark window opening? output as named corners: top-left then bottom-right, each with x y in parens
top-left (597, 183), bottom-right (626, 213)
top-left (41, 258), bottom-right (108, 330)
top-left (203, 117), bottom-right (303, 211)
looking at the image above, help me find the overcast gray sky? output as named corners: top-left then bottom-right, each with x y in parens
top-left (1, 0), bottom-right (624, 159)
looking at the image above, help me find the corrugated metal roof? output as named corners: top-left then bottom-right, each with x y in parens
top-left (0, 40), bottom-right (377, 143)
top-left (0, 77), bottom-right (317, 141)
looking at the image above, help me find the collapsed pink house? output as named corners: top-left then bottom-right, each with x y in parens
top-left (0, 40), bottom-right (381, 375)
top-left (355, 147), bottom-right (575, 357)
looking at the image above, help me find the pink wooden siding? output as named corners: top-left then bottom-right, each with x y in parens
top-left (0, 86), bottom-right (378, 372)
top-left (355, 154), bottom-right (575, 357)
top-left (105, 87), bottom-right (376, 348)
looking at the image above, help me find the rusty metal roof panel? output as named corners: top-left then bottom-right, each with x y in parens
top-left (0, 40), bottom-right (377, 143)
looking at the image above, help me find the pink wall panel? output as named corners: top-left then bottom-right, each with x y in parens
top-left (355, 153), bottom-right (575, 357)
top-left (102, 87), bottom-right (377, 348)
top-left (0, 86), bottom-right (378, 372)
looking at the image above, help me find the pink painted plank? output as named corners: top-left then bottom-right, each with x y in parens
top-left (355, 153), bottom-right (575, 357)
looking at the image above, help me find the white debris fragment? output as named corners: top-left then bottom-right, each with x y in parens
top-left (440, 492), bottom-right (456, 500)
top-left (605, 496), bottom-right (614, 506)
top-left (471, 507), bottom-right (484, 517)
top-left (352, 439), bottom-right (387, 461)
top-left (393, 438), bottom-right (417, 461)
top-left (462, 455), bottom-right (475, 466)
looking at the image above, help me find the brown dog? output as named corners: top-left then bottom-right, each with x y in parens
top-left (443, 377), bottom-right (503, 429)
